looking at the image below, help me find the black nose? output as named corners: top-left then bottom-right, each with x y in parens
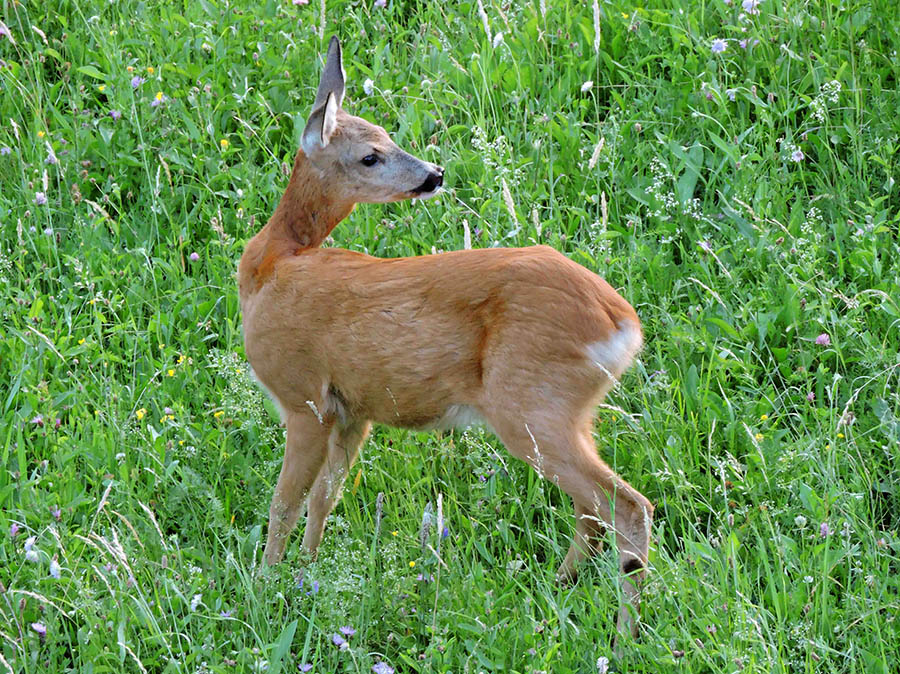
top-left (414, 169), bottom-right (444, 194)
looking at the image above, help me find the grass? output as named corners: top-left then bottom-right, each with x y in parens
top-left (1, 0), bottom-right (899, 671)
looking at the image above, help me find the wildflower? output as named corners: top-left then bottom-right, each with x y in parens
top-left (711, 38), bottom-right (727, 54)
top-left (741, 0), bottom-right (761, 15)
top-left (739, 39), bottom-right (748, 49)
top-left (220, 609), bottom-right (233, 618)
top-left (339, 626), bottom-right (356, 637)
top-left (220, 138), bottom-right (229, 149)
top-left (136, 408), bottom-right (147, 420)
top-left (806, 391), bottom-right (815, 402)
top-left (815, 333), bottom-right (830, 346)
top-left (0, 146), bottom-right (10, 155)
top-left (837, 432), bottom-right (844, 439)
top-left (50, 505), bottom-right (61, 520)
top-left (213, 410), bottom-right (224, 419)
top-left (49, 558), bottom-right (61, 579)
top-left (45, 149), bottom-right (58, 165)
top-left (30, 414), bottom-right (44, 426)
top-left (331, 633), bottom-right (348, 649)
top-left (372, 664), bottom-right (394, 674)
top-left (24, 535), bottom-right (38, 561)
top-left (791, 149), bottom-right (805, 163)
top-left (31, 622), bottom-right (47, 640)
top-left (306, 580), bottom-right (319, 595)
top-left (760, 414), bottom-right (768, 421)
top-left (98, 84), bottom-right (106, 92)
top-left (127, 65), bottom-right (134, 73)
top-left (596, 656), bottom-right (610, 673)
top-left (409, 560), bottom-right (416, 568)
top-left (10, 523), bottom-right (20, 537)
top-left (726, 89), bottom-right (736, 101)
top-left (581, 80), bottom-right (594, 93)
top-left (795, 515), bottom-right (807, 527)
top-left (38, 130), bottom-right (46, 138)
top-left (189, 252), bottom-right (200, 261)
top-left (819, 522), bottom-right (830, 537)
top-left (164, 406), bottom-right (174, 415)
top-left (0, 21), bottom-right (12, 42)
top-left (492, 32), bottom-right (504, 48)
top-left (755, 433), bottom-right (763, 441)
top-left (167, 369), bottom-right (175, 377)
top-left (442, 525), bottom-right (449, 539)
top-left (363, 78), bottom-right (375, 95)
top-left (146, 66), bottom-right (155, 74)
top-left (131, 75), bottom-right (145, 89)
top-left (293, 0), bottom-right (310, 4)
top-left (391, 530), bottom-right (398, 536)
top-left (374, 0), bottom-right (386, 6)
top-left (151, 91), bottom-right (167, 107)
top-left (190, 593), bottom-right (202, 611)
top-left (109, 110), bottom-right (122, 121)
top-left (35, 192), bottom-right (48, 206)
top-left (299, 666), bottom-right (313, 673)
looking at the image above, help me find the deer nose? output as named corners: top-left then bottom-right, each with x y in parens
top-left (415, 168), bottom-right (444, 194)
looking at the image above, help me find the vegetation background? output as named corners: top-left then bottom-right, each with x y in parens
top-left (1, 0), bottom-right (898, 671)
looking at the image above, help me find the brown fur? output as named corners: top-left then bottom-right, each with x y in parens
top-left (239, 37), bottom-right (653, 641)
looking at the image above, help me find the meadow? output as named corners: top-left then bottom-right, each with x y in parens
top-left (1, 0), bottom-right (899, 671)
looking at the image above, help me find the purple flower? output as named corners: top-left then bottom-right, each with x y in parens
top-left (307, 580), bottom-right (319, 595)
top-left (0, 21), bottom-right (12, 41)
top-left (819, 522), bottom-right (830, 537)
top-left (189, 252), bottom-right (200, 261)
top-left (339, 626), bottom-right (356, 637)
top-left (791, 149), bottom-right (805, 163)
top-left (220, 609), bottom-right (233, 618)
top-left (35, 192), bottom-right (47, 206)
top-left (815, 333), bottom-right (830, 346)
top-left (331, 633), bottom-right (347, 649)
top-left (372, 663), bottom-right (394, 674)
top-left (292, 0), bottom-right (310, 4)
top-left (10, 523), bottom-right (20, 538)
top-left (30, 414), bottom-right (44, 426)
top-left (1, 146), bottom-right (11, 155)
top-left (31, 622), bottom-right (47, 639)
top-left (441, 525), bottom-right (449, 539)
top-left (726, 89), bottom-right (736, 102)
top-left (109, 110), bottom-right (122, 121)
top-left (299, 666), bottom-right (313, 673)
top-left (131, 75), bottom-right (145, 89)
top-left (50, 505), bottom-right (61, 520)
top-left (739, 39), bottom-right (748, 49)
top-left (49, 558), bottom-right (61, 579)
top-left (711, 38), bottom-right (727, 54)
top-left (46, 149), bottom-right (58, 165)
top-left (806, 392), bottom-right (815, 402)
top-left (741, 0), bottom-right (761, 14)
top-left (374, 0), bottom-right (386, 7)
top-left (54, 417), bottom-right (61, 430)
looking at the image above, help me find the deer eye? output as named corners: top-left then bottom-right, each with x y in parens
top-left (360, 154), bottom-right (378, 167)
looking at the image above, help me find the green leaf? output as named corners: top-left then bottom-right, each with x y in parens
top-left (268, 619), bottom-right (298, 674)
top-left (77, 65), bottom-right (108, 80)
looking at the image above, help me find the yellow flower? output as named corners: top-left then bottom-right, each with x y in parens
top-left (126, 65), bottom-right (134, 73)
top-left (760, 414), bottom-right (768, 421)
top-left (755, 433), bottom-right (763, 441)
top-left (108, 30), bottom-right (116, 36)
top-left (78, 338), bottom-right (85, 345)
top-left (825, 443), bottom-right (831, 450)
top-left (89, 299), bottom-right (96, 305)
top-left (391, 530), bottom-right (398, 537)
top-left (136, 408), bottom-right (147, 420)
top-left (98, 84), bottom-right (106, 92)
top-left (147, 66), bottom-right (155, 74)
top-left (155, 91), bottom-right (164, 102)
top-left (167, 368), bottom-right (175, 377)
top-left (409, 561), bottom-right (416, 568)
top-left (837, 433), bottom-right (844, 439)
top-left (220, 138), bottom-right (229, 149)
top-left (38, 130), bottom-right (46, 138)
top-left (178, 439), bottom-right (185, 446)
top-left (213, 410), bottom-right (224, 419)
top-left (177, 354), bottom-right (185, 364)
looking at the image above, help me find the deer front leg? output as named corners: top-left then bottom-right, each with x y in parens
top-left (264, 409), bottom-right (333, 566)
top-left (301, 419), bottom-right (371, 557)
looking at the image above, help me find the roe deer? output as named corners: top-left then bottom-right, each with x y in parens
top-left (238, 36), bottom-right (653, 638)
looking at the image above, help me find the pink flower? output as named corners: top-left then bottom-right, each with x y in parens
top-left (10, 523), bottom-right (19, 538)
top-left (374, 0), bottom-right (386, 6)
top-left (293, 0), bottom-right (309, 4)
top-left (109, 110), bottom-right (122, 121)
top-left (35, 192), bottom-right (47, 206)
top-left (806, 391), bottom-right (815, 402)
top-left (791, 149), bottom-right (805, 163)
top-left (189, 252), bottom-right (200, 261)
top-left (31, 622), bottom-right (47, 639)
top-left (815, 333), bottom-right (830, 346)
top-left (819, 522), bottom-right (830, 537)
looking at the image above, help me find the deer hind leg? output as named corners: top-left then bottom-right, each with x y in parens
top-left (301, 419), bottom-right (371, 557)
top-left (263, 409), bottom-right (334, 566)
top-left (488, 413), bottom-right (653, 638)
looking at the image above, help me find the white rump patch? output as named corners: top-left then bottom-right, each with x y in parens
top-left (585, 320), bottom-right (643, 379)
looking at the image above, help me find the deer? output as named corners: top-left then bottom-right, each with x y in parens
top-left (238, 36), bottom-right (653, 640)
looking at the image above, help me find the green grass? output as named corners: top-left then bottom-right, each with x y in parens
top-left (1, 0), bottom-right (899, 671)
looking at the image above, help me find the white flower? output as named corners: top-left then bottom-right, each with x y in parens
top-left (742, 0), bottom-right (761, 14)
top-left (190, 593), bottom-right (202, 611)
top-left (711, 38), bottom-right (727, 54)
top-left (581, 80), bottom-right (594, 93)
top-left (597, 656), bottom-right (610, 673)
top-left (363, 78), bottom-right (374, 96)
top-left (791, 149), bottom-right (804, 162)
top-left (794, 515), bottom-right (807, 528)
top-left (24, 535), bottom-right (36, 552)
top-left (492, 32), bottom-right (504, 48)
top-left (49, 559), bottom-right (61, 579)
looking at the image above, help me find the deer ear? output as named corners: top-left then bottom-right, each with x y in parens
top-left (314, 36), bottom-right (345, 109)
top-left (301, 91), bottom-right (339, 155)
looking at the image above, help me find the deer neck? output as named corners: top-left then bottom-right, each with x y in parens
top-left (240, 150), bottom-right (355, 293)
